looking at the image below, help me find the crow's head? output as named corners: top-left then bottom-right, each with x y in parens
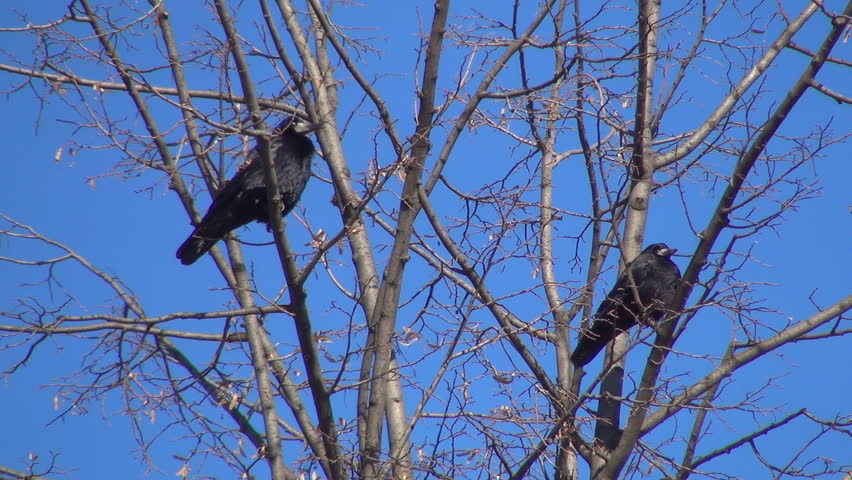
top-left (277, 116), bottom-right (316, 135)
top-left (645, 243), bottom-right (676, 258)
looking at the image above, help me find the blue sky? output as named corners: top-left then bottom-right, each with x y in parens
top-left (1, 1), bottom-right (851, 479)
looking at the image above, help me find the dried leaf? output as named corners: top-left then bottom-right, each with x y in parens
top-left (324, 351), bottom-right (340, 363)
top-left (175, 463), bottom-right (190, 479)
top-left (399, 327), bottom-right (421, 346)
top-left (308, 228), bottom-right (327, 248)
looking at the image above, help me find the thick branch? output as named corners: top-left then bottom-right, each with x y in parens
top-left (643, 295), bottom-right (852, 433)
top-left (361, 4), bottom-right (449, 479)
top-left (653, 2), bottom-right (820, 167)
top-left (0, 64), bottom-right (293, 111)
top-left (606, 6), bottom-right (852, 475)
top-left (212, 2), bottom-right (292, 479)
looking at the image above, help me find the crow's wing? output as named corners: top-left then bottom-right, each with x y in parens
top-left (571, 250), bottom-right (659, 366)
top-left (176, 129), bottom-right (313, 265)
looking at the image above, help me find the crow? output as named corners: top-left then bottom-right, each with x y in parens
top-left (571, 243), bottom-right (682, 367)
top-left (176, 116), bottom-right (316, 265)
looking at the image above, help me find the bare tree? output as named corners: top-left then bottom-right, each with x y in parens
top-left (1, 1), bottom-right (850, 479)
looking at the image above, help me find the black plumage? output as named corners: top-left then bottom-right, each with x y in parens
top-left (176, 117), bottom-right (315, 265)
top-left (571, 243), bottom-right (682, 367)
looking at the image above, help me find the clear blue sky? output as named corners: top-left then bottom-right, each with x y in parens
top-left (1, 1), bottom-right (850, 479)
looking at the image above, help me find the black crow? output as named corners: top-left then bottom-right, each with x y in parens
top-left (571, 243), bottom-right (682, 367)
top-left (176, 116), bottom-right (315, 265)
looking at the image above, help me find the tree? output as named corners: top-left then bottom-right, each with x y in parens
top-left (1, 1), bottom-right (850, 479)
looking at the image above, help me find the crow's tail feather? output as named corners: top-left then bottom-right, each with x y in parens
top-left (571, 319), bottom-right (618, 367)
top-left (571, 334), bottom-right (609, 367)
top-left (176, 232), bottom-right (220, 265)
